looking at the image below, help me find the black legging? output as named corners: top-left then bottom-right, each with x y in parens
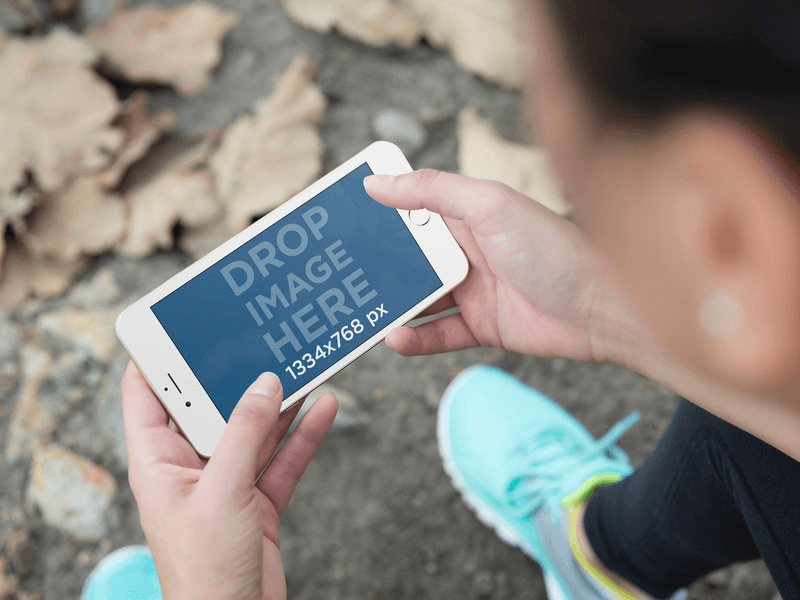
top-left (583, 398), bottom-right (800, 599)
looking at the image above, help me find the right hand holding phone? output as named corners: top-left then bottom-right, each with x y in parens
top-left (365, 170), bottom-right (626, 364)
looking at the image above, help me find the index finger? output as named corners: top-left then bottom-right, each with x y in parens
top-left (122, 360), bottom-right (169, 434)
top-left (121, 361), bottom-right (179, 464)
top-left (363, 169), bottom-right (505, 221)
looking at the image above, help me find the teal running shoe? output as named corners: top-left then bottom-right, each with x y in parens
top-left (81, 546), bottom-right (162, 600)
top-left (437, 366), bottom-right (642, 600)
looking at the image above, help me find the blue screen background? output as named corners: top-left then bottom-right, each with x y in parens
top-left (152, 163), bottom-right (442, 420)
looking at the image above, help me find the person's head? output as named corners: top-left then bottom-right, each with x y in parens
top-left (519, 1), bottom-right (800, 395)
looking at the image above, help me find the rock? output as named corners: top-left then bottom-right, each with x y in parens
top-left (36, 307), bottom-right (124, 362)
top-left (0, 506), bottom-right (27, 527)
top-left (372, 109), bottom-right (427, 156)
top-left (14, 297), bottom-right (45, 322)
top-left (0, 361), bottom-right (18, 400)
top-left (288, 384), bottom-right (369, 435)
top-left (423, 378), bottom-right (447, 409)
top-left (77, 549), bottom-right (93, 568)
top-left (4, 529), bottom-right (36, 577)
top-left (27, 445), bottom-right (117, 541)
top-left (95, 352), bottom-right (129, 467)
top-left (67, 268), bottom-right (122, 309)
top-left (473, 569), bottom-right (493, 596)
top-left (5, 346), bottom-right (56, 462)
top-left (0, 0), bottom-right (36, 32)
top-left (0, 2), bottom-right (26, 31)
top-left (0, 314), bottom-right (21, 361)
top-left (81, 0), bottom-right (122, 25)
top-left (36, 348), bottom-right (104, 417)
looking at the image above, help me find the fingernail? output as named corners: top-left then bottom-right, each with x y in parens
top-left (247, 372), bottom-right (281, 397)
top-left (384, 330), bottom-right (398, 350)
top-left (364, 174), bottom-right (395, 193)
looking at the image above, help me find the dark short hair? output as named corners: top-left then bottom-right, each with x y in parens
top-left (546, 1), bottom-right (800, 166)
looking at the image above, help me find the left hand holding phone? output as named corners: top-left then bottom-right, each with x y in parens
top-left (122, 362), bottom-right (338, 600)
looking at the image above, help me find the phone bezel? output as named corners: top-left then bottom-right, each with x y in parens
top-left (116, 141), bottom-right (469, 457)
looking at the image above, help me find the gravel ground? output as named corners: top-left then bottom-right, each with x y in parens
top-left (0, 1), bottom-right (780, 598)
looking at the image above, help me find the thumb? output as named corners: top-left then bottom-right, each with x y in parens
top-left (364, 169), bottom-right (501, 221)
top-left (203, 372), bottom-right (283, 491)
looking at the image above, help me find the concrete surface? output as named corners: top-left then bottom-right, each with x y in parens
top-left (0, 0), bottom-right (779, 598)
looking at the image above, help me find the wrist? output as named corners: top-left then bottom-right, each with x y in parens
top-left (156, 562), bottom-right (230, 600)
top-left (585, 273), bottom-right (701, 397)
top-left (585, 273), bottom-right (663, 371)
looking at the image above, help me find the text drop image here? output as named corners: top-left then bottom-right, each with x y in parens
top-left (152, 163), bottom-right (442, 419)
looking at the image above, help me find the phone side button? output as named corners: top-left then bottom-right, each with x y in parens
top-left (408, 209), bottom-right (431, 226)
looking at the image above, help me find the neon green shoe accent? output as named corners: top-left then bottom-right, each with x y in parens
top-left (564, 474), bottom-right (638, 600)
top-left (562, 472), bottom-right (624, 508)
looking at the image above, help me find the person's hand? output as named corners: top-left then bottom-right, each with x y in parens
top-left (366, 171), bottom-right (800, 463)
top-left (365, 170), bottom-right (630, 363)
top-left (122, 363), bottom-right (338, 600)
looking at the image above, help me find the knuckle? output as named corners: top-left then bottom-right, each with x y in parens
top-left (413, 168), bottom-right (442, 188)
top-left (232, 403), bottom-right (264, 426)
top-left (231, 397), bottom-right (276, 428)
top-left (483, 180), bottom-right (513, 203)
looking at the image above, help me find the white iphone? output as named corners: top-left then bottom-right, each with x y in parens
top-left (116, 141), bottom-right (469, 457)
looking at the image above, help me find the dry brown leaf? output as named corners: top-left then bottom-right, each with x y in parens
top-left (406, 0), bottom-right (525, 88)
top-left (0, 185), bottom-right (41, 236)
top-left (98, 92), bottom-right (178, 189)
top-left (87, 2), bottom-right (238, 96)
top-left (0, 27), bottom-right (122, 199)
top-left (118, 134), bottom-right (222, 257)
top-left (0, 183), bottom-right (40, 281)
top-left (21, 25), bottom-right (99, 64)
top-left (0, 242), bottom-right (88, 309)
top-left (458, 108), bottom-right (570, 216)
top-left (279, 0), bottom-right (524, 87)
top-left (280, 0), bottom-right (420, 47)
top-left (24, 176), bottom-right (127, 262)
top-left (210, 56), bottom-right (325, 235)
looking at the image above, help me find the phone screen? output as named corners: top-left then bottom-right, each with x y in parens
top-left (151, 163), bottom-right (443, 419)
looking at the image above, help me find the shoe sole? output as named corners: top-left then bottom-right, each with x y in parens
top-left (437, 367), bottom-right (569, 600)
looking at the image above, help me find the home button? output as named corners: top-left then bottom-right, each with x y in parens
top-left (408, 209), bottom-right (431, 226)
